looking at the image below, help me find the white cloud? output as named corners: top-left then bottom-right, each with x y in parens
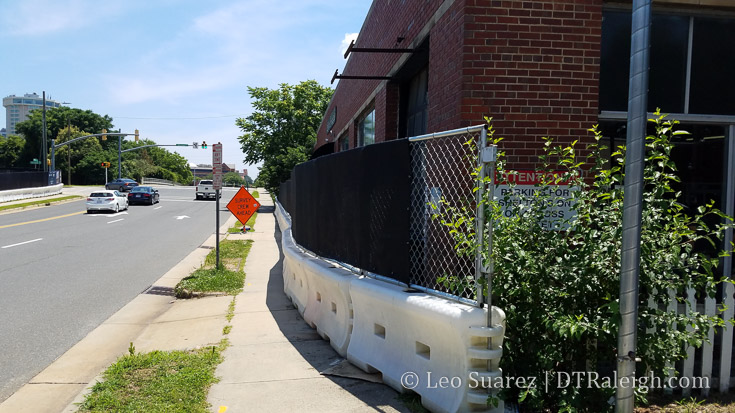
top-left (1, 0), bottom-right (122, 36)
top-left (341, 33), bottom-right (358, 56)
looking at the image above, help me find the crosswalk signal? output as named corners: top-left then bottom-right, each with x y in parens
top-left (102, 129), bottom-right (107, 141)
top-left (135, 129), bottom-right (139, 142)
top-left (202, 141), bottom-right (207, 149)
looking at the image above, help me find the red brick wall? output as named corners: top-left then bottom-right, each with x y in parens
top-left (317, 1), bottom-right (448, 151)
top-left (317, 0), bottom-right (604, 169)
top-left (462, 0), bottom-right (602, 170)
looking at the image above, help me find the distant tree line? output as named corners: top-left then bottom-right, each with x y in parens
top-left (0, 106), bottom-right (192, 185)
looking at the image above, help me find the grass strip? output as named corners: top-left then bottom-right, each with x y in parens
top-left (175, 240), bottom-right (252, 297)
top-left (77, 341), bottom-right (226, 413)
top-left (0, 195), bottom-right (82, 212)
top-left (227, 212), bottom-right (257, 233)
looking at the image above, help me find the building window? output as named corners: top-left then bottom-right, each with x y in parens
top-left (600, 10), bottom-right (735, 115)
top-left (338, 133), bottom-right (349, 151)
top-left (357, 109), bottom-right (375, 147)
top-left (405, 67), bottom-right (429, 137)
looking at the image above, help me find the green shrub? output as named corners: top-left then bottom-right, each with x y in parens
top-left (435, 113), bottom-right (733, 411)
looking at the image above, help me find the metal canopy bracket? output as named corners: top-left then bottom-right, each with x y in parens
top-left (331, 39), bottom-right (416, 84)
top-left (331, 69), bottom-right (393, 85)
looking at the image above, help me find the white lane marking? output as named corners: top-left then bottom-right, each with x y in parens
top-left (175, 215), bottom-right (190, 220)
top-left (107, 219), bottom-right (124, 224)
top-left (2, 238), bottom-right (43, 249)
top-left (90, 211), bottom-right (129, 217)
top-left (154, 206), bottom-right (163, 210)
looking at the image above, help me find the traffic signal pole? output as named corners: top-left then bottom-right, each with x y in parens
top-left (118, 136), bottom-right (122, 179)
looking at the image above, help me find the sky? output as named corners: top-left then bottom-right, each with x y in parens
top-left (0, 0), bottom-right (369, 177)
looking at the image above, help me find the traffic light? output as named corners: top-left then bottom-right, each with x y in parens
top-left (135, 129), bottom-right (139, 142)
top-left (192, 142), bottom-right (199, 149)
top-left (202, 141), bottom-right (207, 149)
top-left (102, 129), bottom-right (107, 141)
top-left (47, 159), bottom-right (51, 166)
top-left (106, 162), bottom-right (111, 168)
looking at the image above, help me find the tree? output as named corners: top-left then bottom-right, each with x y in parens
top-left (15, 106), bottom-right (113, 166)
top-left (236, 80), bottom-right (333, 193)
top-left (223, 172), bottom-right (244, 187)
top-left (0, 135), bottom-right (25, 168)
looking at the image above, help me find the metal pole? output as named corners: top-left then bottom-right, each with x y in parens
top-left (118, 136), bottom-right (122, 179)
top-left (475, 128), bottom-right (488, 308)
top-left (50, 140), bottom-right (55, 179)
top-left (216, 189), bottom-right (220, 268)
top-left (616, 1), bottom-right (651, 411)
top-left (42, 91), bottom-right (47, 172)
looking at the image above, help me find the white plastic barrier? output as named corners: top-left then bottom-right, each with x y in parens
top-left (280, 228), bottom-right (310, 315)
top-left (275, 200), bottom-right (506, 412)
top-left (0, 184), bottom-right (63, 203)
top-left (347, 277), bottom-right (505, 413)
top-left (278, 223), bottom-right (354, 356)
top-left (300, 257), bottom-right (354, 356)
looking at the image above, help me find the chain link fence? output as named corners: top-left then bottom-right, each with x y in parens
top-left (407, 125), bottom-right (487, 305)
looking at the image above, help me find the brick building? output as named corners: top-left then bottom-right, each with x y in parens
top-left (311, 0), bottom-right (735, 394)
top-left (316, 0), bottom-right (735, 173)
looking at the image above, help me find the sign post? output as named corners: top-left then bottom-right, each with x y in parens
top-left (212, 143), bottom-right (223, 268)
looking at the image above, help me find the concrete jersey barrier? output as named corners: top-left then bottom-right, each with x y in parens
top-left (0, 184), bottom-right (63, 203)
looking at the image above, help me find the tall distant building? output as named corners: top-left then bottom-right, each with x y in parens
top-left (3, 93), bottom-right (64, 135)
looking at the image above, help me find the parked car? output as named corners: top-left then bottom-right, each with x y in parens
top-left (105, 178), bottom-right (139, 192)
top-left (86, 190), bottom-right (129, 213)
top-left (128, 186), bottom-right (159, 205)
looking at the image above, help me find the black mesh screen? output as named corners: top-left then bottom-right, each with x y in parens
top-left (279, 139), bottom-right (410, 283)
top-left (0, 171), bottom-right (52, 190)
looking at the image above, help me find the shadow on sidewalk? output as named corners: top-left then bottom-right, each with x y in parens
top-left (264, 225), bottom-right (409, 412)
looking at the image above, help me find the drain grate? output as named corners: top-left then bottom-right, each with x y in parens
top-left (142, 285), bottom-right (175, 296)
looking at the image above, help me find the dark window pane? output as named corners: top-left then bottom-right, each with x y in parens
top-left (649, 14), bottom-right (688, 113)
top-left (600, 11), bottom-right (631, 112)
top-left (601, 12), bottom-right (689, 113)
top-left (690, 17), bottom-right (735, 115)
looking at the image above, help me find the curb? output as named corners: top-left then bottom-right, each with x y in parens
top-left (63, 213), bottom-right (240, 412)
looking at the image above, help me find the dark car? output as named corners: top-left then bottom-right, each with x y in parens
top-left (128, 186), bottom-right (159, 205)
top-left (106, 178), bottom-right (139, 192)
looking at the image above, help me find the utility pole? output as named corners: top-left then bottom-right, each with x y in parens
top-left (67, 117), bottom-right (71, 186)
top-left (42, 91), bottom-right (47, 172)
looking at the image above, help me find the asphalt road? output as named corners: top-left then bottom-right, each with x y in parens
top-left (0, 186), bottom-right (239, 402)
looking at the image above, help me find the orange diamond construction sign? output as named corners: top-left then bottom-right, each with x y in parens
top-left (226, 186), bottom-right (261, 224)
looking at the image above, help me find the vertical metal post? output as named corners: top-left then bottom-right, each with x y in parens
top-left (118, 136), bottom-right (122, 179)
top-left (475, 128), bottom-right (488, 308)
top-left (42, 91), bottom-right (47, 173)
top-left (50, 140), bottom-right (56, 177)
top-left (719, 125), bottom-right (735, 393)
top-left (216, 189), bottom-right (221, 268)
top-left (616, 1), bottom-right (651, 411)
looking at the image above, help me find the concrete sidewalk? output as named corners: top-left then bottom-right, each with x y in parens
top-left (207, 195), bottom-right (408, 413)
top-left (0, 189), bottom-right (408, 413)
